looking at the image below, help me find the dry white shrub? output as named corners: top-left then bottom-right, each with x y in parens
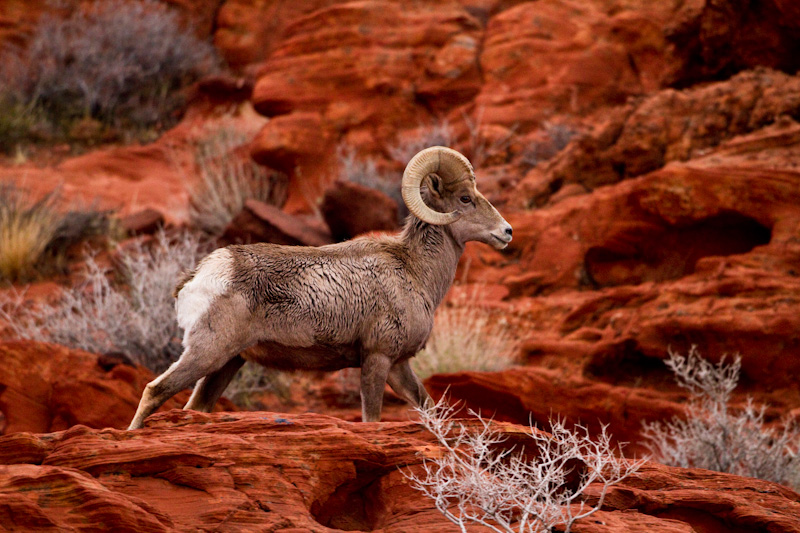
top-left (387, 120), bottom-right (454, 165)
top-left (2, 230), bottom-right (206, 373)
top-left (405, 398), bottom-right (643, 533)
top-left (642, 346), bottom-right (800, 488)
top-left (412, 286), bottom-right (520, 379)
top-left (224, 362), bottom-right (293, 409)
top-left (188, 123), bottom-right (287, 235)
top-left (521, 122), bottom-right (578, 168)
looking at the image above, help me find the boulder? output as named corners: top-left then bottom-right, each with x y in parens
top-left (528, 68), bottom-right (800, 197)
top-left (222, 199), bottom-right (332, 246)
top-left (120, 208), bottom-right (165, 236)
top-left (0, 341), bottom-right (201, 434)
top-left (321, 180), bottom-right (399, 241)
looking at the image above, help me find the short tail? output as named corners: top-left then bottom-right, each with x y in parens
top-left (172, 268), bottom-right (198, 298)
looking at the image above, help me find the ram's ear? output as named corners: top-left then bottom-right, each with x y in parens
top-left (423, 173), bottom-right (444, 200)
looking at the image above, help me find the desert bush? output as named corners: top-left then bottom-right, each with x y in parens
top-left (412, 287), bottom-right (520, 379)
top-left (0, 184), bottom-right (111, 283)
top-left (2, 230), bottom-right (206, 373)
top-left (387, 120), bottom-right (454, 165)
top-left (0, 185), bottom-right (60, 282)
top-left (521, 122), bottom-right (578, 168)
top-left (0, 0), bottom-right (218, 147)
top-left (405, 398), bottom-right (643, 533)
top-left (224, 363), bottom-right (293, 409)
top-left (642, 346), bottom-right (800, 488)
top-left (188, 124), bottom-right (288, 235)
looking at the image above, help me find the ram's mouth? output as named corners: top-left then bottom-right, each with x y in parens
top-left (491, 234), bottom-right (511, 249)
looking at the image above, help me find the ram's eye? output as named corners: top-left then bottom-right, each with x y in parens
top-left (460, 195), bottom-right (472, 204)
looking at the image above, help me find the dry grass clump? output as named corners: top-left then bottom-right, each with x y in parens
top-left (0, 0), bottom-right (218, 149)
top-left (642, 346), bottom-right (800, 489)
top-left (0, 186), bottom-right (60, 282)
top-left (188, 122), bottom-right (288, 235)
top-left (337, 120), bottom-right (453, 223)
top-left (412, 286), bottom-right (520, 379)
top-left (0, 184), bottom-right (111, 283)
top-left (2, 231), bottom-right (206, 373)
top-left (405, 398), bottom-right (643, 533)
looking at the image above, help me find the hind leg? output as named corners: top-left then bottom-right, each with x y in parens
top-left (184, 355), bottom-right (245, 412)
top-left (128, 339), bottom-right (245, 430)
top-left (387, 359), bottom-right (432, 409)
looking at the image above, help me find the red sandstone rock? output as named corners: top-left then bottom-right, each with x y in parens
top-left (249, 1), bottom-right (483, 207)
top-left (0, 411), bottom-right (798, 532)
top-left (0, 341), bottom-right (197, 434)
top-left (475, 1), bottom-right (674, 129)
top-left (222, 198), bottom-right (333, 246)
top-left (2, 3), bottom-right (800, 528)
top-left (214, 0), bottom-right (333, 70)
top-left (491, 117), bottom-right (800, 391)
top-left (120, 208), bottom-right (165, 236)
top-left (523, 68), bottom-right (800, 199)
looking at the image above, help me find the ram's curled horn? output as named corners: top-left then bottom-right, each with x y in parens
top-left (401, 146), bottom-right (474, 225)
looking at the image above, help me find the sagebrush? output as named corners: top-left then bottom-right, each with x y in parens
top-left (223, 363), bottom-right (293, 409)
top-left (337, 121), bottom-right (454, 222)
top-left (2, 231), bottom-right (206, 373)
top-left (405, 398), bottom-right (643, 533)
top-left (388, 120), bottom-right (454, 165)
top-left (521, 122), bottom-right (578, 168)
top-left (188, 122), bottom-right (288, 235)
top-left (642, 346), bottom-right (800, 488)
top-left (0, 0), bottom-right (218, 146)
top-left (412, 286), bottom-right (519, 379)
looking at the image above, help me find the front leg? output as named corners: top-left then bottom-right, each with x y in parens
top-left (360, 353), bottom-right (392, 422)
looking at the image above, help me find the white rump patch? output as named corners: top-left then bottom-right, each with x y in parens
top-left (176, 248), bottom-right (233, 337)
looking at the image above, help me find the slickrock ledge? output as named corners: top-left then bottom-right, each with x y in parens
top-left (1, 410), bottom-right (798, 532)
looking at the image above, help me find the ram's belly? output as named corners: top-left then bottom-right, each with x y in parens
top-left (241, 341), bottom-right (361, 371)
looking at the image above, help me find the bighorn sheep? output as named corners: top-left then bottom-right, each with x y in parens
top-left (128, 146), bottom-right (512, 429)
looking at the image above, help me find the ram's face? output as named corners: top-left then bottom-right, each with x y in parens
top-left (440, 179), bottom-right (512, 250)
top-left (402, 146), bottom-right (511, 249)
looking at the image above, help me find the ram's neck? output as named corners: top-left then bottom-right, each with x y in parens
top-left (399, 217), bottom-right (463, 312)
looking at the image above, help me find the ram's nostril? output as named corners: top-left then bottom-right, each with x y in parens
top-left (505, 227), bottom-right (513, 236)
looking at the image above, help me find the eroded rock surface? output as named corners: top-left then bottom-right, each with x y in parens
top-left (0, 341), bottom-right (232, 435)
top-left (1, 411), bottom-right (798, 532)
